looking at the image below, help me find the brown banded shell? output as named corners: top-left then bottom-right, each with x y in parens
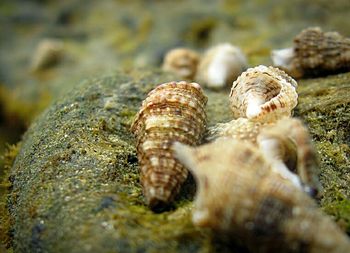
top-left (162, 48), bottom-right (200, 80)
top-left (195, 43), bottom-right (248, 89)
top-left (229, 65), bottom-right (298, 122)
top-left (272, 27), bottom-right (350, 78)
top-left (173, 139), bottom-right (350, 253)
top-left (131, 81), bottom-right (207, 211)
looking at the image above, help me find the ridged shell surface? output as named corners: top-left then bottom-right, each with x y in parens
top-left (196, 43), bottom-right (248, 89)
top-left (162, 48), bottom-right (200, 80)
top-left (131, 81), bottom-right (207, 210)
top-left (229, 65), bottom-right (298, 122)
top-left (174, 139), bottom-right (350, 253)
top-left (272, 27), bottom-right (350, 78)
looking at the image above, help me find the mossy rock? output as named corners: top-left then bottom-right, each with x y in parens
top-left (7, 69), bottom-right (350, 252)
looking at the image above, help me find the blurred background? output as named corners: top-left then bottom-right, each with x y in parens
top-left (1, 0), bottom-right (350, 178)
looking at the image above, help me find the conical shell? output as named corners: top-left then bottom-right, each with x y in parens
top-left (272, 27), bottom-right (350, 78)
top-left (196, 43), bottom-right (248, 89)
top-left (229, 65), bottom-right (298, 122)
top-left (162, 48), bottom-right (200, 80)
top-left (131, 81), bottom-right (207, 211)
top-left (174, 139), bottom-right (350, 253)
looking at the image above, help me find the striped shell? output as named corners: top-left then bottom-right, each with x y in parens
top-left (173, 139), bottom-right (350, 253)
top-left (162, 48), bottom-right (200, 80)
top-left (196, 43), bottom-right (248, 89)
top-left (131, 81), bottom-right (207, 211)
top-left (272, 27), bottom-right (350, 78)
top-left (229, 65), bottom-right (298, 122)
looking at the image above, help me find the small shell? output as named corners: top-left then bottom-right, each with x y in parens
top-left (196, 43), bottom-right (248, 89)
top-left (173, 139), bottom-right (350, 253)
top-left (31, 38), bottom-right (64, 71)
top-left (162, 48), bottom-right (200, 80)
top-left (229, 65), bottom-right (298, 122)
top-left (131, 81), bottom-right (207, 211)
top-left (272, 27), bottom-right (350, 78)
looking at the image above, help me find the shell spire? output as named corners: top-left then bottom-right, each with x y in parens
top-left (131, 81), bottom-right (207, 211)
top-left (229, 65), bottom-right (298, 122)
top-left (272, 27), bottom-right (350, 78)
top-left (173, 139), bottom-right (350, 253)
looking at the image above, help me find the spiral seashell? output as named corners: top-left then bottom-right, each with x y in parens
top-left (173, 139), bottom-right (350, 253)
top-left (195, 43), bottom-right (248, 89)
top-left (131, 81), bottom-right (207, 211)
top-left (162, 48), bottom-right (200, 80)
top-left (229, 65), bottom-right (298, 122)
top-left (272, 27), bottom-right (350, 78)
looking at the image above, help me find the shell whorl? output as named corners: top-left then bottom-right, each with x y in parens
top-left (173, 139), bottom-right (350, 253)
top-left (131, 81), bottom-right (207, 210)
top-left (229, 65), bottom-right (298, 122)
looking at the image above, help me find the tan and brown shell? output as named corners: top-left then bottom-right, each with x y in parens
top-left (162, 48), bottom-right (200, 80)
top-left (229, 65), bottom-right (298, 122)
top-left (208, 117), bottom-right (321, 196)
top-left (272, 27), bottom-right (350, 78)
top-left (131, 81), bottom-right (207, 211)
top-left (173, 139), bottom-right (350, 253)
top-left (195, 43), bottom-right (248, 89)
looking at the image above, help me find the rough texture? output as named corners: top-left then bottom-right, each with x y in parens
top-left (6, 70), bottom-right (350, 252)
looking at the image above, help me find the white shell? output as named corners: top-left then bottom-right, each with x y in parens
top-left (196, 43), bottom-right (248, 89)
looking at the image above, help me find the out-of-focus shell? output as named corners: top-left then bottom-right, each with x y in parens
top-left (272, 27), bottom-right (350, 78)
top-left (173, 139), bottom-right (350, 253)
top-left (257, 118), bottom-right (321, 196)
top-left (31, 38), bottom-right (64, 71)
top-left (162, 48), bottom-right (200, 80)
top-left (196, 43), bottom-right (248, 89)
top-left (229, 65), bottom-right (298, 122)
top-left (131, 81), bottom-right (207, 211)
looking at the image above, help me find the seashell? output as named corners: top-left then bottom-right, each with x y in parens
top-left (229, 65), bottom-right (298, 122)
top-left (196, 43), bottom-right (248, 89)
top-left (207, 117), bottom-right (269, 144)
top-left (272, 27), bottom-right (350, 78)
top-left (31, 38), bottom-right (64, 72)
top-left (131, 81), bottom-right (207, 211)
top-left (257, 117), bottom-right (321, 197)
top-left (162, 48), bottom-right (200, 80)
top-left (173, 139), bottom-right (350, 253)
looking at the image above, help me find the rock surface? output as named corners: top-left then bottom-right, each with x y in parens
top-left (7, 69), bottom-right (350, 252)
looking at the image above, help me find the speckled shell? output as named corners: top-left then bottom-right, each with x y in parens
top-left (229, 65), bottom-right (298, 122)
top-left (162, 48), bottom-right (200, 80)
top-left (196, 43), bottom-right (248, 89)
top-left (272, 27), bottom-right (350, 78)
top-left (31, 38), bottom-right (64, 71)
top-left (131, 81), bottom-right (207, 210)
top-left (174, 139), bottom-right (350, 253)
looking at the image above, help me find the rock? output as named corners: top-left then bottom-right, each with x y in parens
top-left (8, 69), bottom-right (350, 252)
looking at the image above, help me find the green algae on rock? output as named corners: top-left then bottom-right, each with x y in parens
top-left (8, 70), bottom-right (350, 252)
top-left (7, 70), bottom-right (236, 253)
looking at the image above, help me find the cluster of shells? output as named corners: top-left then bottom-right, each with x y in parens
top-left (132, 27), bottom-right (350, 251)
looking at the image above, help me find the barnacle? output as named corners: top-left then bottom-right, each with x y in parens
top-left (131, 81), bottom-right (207, 211)
top-left (162, 48), bottom-right (200, 80)
top-left (196, 43), bottom-right (248, 89)
top-left (174, 139), bottom-right (350, 253)
top-left (272, 27), bottom-right (350, 78)
top-left (229, 65), bottom-right (298, 122)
